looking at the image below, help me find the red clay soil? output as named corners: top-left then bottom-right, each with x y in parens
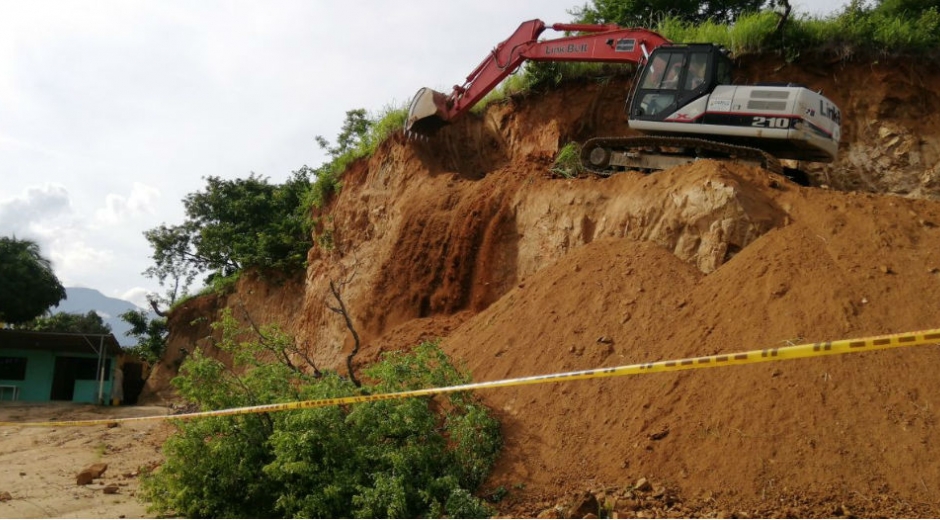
top-left (443, 163), bottom-right (940, 517)
top-left (150, 55), bottom-right (940, 517)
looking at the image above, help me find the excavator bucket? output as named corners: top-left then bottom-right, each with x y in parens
top-left (405, 87), bottom-right (451, 136)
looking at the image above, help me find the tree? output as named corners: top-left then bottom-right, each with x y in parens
top-left (120, 309), bottom-right (168, 364)
top-left (570, 0), bottom-right (768, 26)
top-left (142, 225), bottom-right (197, 306)
top-left (0, 236), bottom-right (66, 325)
top-left (315, 108), bottom-right (372, 159)
top-left (875, 0), bottom-right (940, 16)
top-left (25, 311), bottom-right (111, 335)
top-left (144, 168), bottom-right (314, 296)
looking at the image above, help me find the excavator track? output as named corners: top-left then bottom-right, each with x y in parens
top-left (580, 136), bottom-right (784, 177)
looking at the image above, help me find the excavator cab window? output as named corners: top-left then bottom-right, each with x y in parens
top-left (631, 45), bottom-right (723, 120)
top-left (640, 52), bottom-right (684, 90)
top-left (684, 52), bottom-right (708, 90)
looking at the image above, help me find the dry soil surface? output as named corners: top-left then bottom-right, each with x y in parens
top-left (0, 403), bottom-right (172, 519)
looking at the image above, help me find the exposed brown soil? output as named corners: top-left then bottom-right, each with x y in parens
top-left (126, 55), bottom-right (940, 518)
top-left (443, 164), bottom-right (940, 517)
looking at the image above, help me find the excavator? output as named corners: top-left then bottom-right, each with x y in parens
top-left (405, 19), bottom-right (842, 178)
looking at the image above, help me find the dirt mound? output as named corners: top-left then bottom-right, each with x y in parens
top-left (155, 56), bottom-right (940, 516)
top-left (443, 163), bottom-right (940, 516)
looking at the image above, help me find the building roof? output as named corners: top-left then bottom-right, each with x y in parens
top-left (0, 329), bottom-right (124, 357)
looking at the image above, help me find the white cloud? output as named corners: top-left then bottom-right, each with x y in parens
top-left (120, 287), bottom-right (153, 310)
top-left (47, 235), bottom-right (115, 287)
top-left (0, 183), bottom-right (72, 237)
top-left (95, 182), bottom-right (161, 226)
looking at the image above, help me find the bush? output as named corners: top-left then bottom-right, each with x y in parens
top-left (551, 142), bottom-right (584, 179)
top-left (141, 312), bottom-right (501, 518)
top-left (310, 105), bottom-right (408, 209)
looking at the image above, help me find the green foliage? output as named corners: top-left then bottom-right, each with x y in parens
top-left (310, 105), bottom-right (408, 209)
top-left (876, 0), bottom-right (940, 17)
top-left (315, 109), bottom-right (372, 159)
top-left (551, 142), bottom-right (585, 179)
top-left (525, 62), bottom-right (628, 90)
top-left (141, 314), bottom-right (501, 519)
top-left (859, 3), bottom-right (940, 54)
top-left (201, 271), bottom-right (241, 297)
top-left (120, 309), bottom-right (168, 364)
top-left (0, 236), bottom-right (66, 325)
top-left (653, 11), bottom-right (780, 52)
top-left (24, 310), bottom-right (112, 335)
top-left (144, 168), bottom-right (314, 296)
top-left (315, 227), bottom-right (335, 251)
top-left (307, 165), bottom-right (342, 210)
top-left (570, 0), bottom-right (767, 27)
top-left (142, 224), bottom-right (197, 303)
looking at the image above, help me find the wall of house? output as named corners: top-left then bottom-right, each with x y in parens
top-left (1, 348), bottom-right (55, 401)
top-left (0, 349), bottom-right (116, 403)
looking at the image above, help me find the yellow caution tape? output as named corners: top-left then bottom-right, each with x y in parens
top-left (2, 328), bottom-right (938, 428)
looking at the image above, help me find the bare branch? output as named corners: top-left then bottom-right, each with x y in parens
top-left (235, 304), bottom-right (300, 374)
top-left (773, 0), bottom-right (792, 35)
top-left (148, 297), bottom-right (168, 317)
top-left (328, 278), bottom-right (362, 387)
top-left (324, 255), bottom-right (363, 387)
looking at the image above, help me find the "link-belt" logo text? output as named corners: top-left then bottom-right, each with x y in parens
top-left (543, 43), bottom-right (589, 55)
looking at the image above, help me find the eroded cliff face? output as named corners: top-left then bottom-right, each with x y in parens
top-left (146, 55), bottom-right (940, 516)
top-left (286, 56), bottom-right (940, 370)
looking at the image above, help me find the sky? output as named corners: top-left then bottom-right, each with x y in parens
top-left (0, 0), bottom-right (838, 309)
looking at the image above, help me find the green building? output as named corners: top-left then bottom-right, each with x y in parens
top-left (0, 330), bottom-right (122, 403)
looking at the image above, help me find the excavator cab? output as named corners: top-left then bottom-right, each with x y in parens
top-left (629, 44), bottom-right (732, 120)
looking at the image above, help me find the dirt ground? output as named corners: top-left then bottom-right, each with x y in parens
top-left (0, 403), bottom-right (172, 519)
top-left (66, 56), bottom-right (940, 518)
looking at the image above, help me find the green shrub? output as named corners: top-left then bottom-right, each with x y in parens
top-left (308, 164), bottom-right (342, 209)
top-left (141, 313), bottom-right (501, 519)
top-left (551, 142), bottom-right (584, 179)
top-left (310, 105), bottom-right (408, 209)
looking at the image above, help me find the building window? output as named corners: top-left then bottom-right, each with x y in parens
top-left (67, 357), bottom-right (111, 381)
top-left (0, 357), bottom-right (28, 380)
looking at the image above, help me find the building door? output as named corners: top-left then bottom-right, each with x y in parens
top-left (50, 356), bottom-right (109, 401)
top-left (122, 362), bottom-right (145, 405)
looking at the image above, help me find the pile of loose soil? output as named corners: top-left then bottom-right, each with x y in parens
top-left (441, 162), bottom-right (940, 517)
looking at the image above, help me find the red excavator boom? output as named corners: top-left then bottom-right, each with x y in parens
top-left (406, 19), bottom-right (670, 135)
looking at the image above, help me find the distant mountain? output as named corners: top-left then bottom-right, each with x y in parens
top-left (53, 287), bottom-right (151, 346)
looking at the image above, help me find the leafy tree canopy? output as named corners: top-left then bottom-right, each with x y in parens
top-left (144, 168), bottom-right (314, 297)
top-left (570, 0), bottom-right (768, 27)
top-left (120, 309), bottom-right (168, 364)
top-left (871, 0), bottom-right (940, 17)
top-left (24, 311), bottom-right (111, 335)
top-left (315, 108), bottom-right (372, 159)
top-left (0, 236), bottom-right (66, 325)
